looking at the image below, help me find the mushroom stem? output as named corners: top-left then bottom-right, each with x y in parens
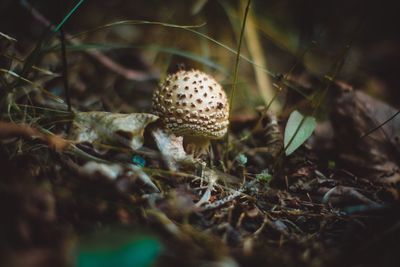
top-left (183, 135), bottom-right (211, 157)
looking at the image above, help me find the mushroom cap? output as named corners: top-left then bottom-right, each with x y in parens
top-left (152, 69), bottom-right (229, 139)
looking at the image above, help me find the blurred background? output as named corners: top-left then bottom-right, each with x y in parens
top-left (1, 0), bottom-right (399, 117)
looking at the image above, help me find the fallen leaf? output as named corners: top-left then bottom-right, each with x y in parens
top-left (284, 110), bottom-right (316, 156)
top-left (151, 127), bottom-right (193, 170)
top-left (70, 112), bottom-right (158, 150)
top-left (331, 89), bottom-right (400, 182)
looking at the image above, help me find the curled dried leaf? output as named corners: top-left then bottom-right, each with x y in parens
top-left (70, 112), bottom-right (158, 150)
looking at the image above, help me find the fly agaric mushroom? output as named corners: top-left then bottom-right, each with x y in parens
top-left (152, 69), bottom-right (229, 157)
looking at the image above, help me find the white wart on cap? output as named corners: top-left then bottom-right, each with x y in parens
top-left (152, 69), bottom-right (229, 156)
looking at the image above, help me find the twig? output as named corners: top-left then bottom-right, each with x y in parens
top-left (200, 178), bottom-right (257, 211)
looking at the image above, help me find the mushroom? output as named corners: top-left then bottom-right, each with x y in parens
top-left (152, 69), bottom-right (229, 157)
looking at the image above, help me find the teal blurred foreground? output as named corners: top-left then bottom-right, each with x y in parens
top-left (77, 234), bottom-right (162, 267)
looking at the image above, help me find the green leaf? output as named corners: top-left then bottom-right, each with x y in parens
top-left (284, 110), bottom-right (316, 156)
top-left (235, 153), bottom-right (248, 166)
top-left (77, 234), bottom-right (162, 267)
top-left (256, 169), bottom-right (272, 183)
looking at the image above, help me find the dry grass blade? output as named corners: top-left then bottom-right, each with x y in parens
top-left (0, 68), bottom-right (64, 103)
top-left (228, 0), bottom-right (251, 117)
top-left (0, 32), bottom-right (17, 42)
top-left (20, 1), bottom-right (157, 82)
top-left (242, 2), bottom-right (279, 112)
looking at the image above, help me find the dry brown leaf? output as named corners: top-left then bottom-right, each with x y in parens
top-left (70, 112), bottom-right (158, 150)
